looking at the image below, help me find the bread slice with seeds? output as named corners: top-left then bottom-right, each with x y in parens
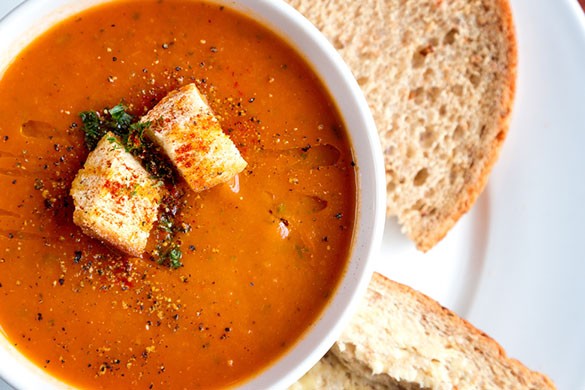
top-left (292, 273), bottom-right (555, 390)
top-left (287, 0), bottom-right (517, 251)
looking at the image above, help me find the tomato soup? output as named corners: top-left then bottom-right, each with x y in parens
top-left (0, 1), bottom-right (356, 388)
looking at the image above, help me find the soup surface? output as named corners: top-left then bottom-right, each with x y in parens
top-left (0, 0), bottom-right (356, 388)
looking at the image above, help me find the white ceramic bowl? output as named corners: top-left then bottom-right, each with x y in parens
top-left (0, 0), bottom-right (386, 388)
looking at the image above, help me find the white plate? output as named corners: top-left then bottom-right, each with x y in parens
top-left (378, 1), bottom-right (585, 389)
top-left (1, 0), bottom-right (584, 389)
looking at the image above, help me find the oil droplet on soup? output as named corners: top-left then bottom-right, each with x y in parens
top-left (0, 1), bottom-right (356, 388)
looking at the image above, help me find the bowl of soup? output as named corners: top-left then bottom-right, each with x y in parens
top-left (0, 0), bottom-right (385, 388)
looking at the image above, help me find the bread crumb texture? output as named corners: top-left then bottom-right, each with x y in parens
top-left (291, 351), bottom-right (422, 390)
top-left (292, 273), bottom-right (555, 390)
top-left (287, 0), bottom-right (517, 251)
top-left (70, 133), bottom-right (163, 257)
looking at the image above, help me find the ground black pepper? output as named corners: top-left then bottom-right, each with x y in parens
top-left (73, 251), bottom-right (82, 263)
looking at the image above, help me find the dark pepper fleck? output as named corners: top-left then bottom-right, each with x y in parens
top-left (73, 251), bottom-right (82, 263)
top-left (44, 198), bottom-right (55, 209)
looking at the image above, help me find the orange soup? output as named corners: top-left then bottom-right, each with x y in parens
top-left (0, 0), bottom-right (356, 388)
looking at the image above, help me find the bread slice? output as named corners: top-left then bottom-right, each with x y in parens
top-left (292, 273), bottom-right (555, 390)
top-left (287, 0), bottom-right (517, 251)
top-left (70, 133), bottom-right (163, 257)
top-left (291, 352), bottom-right (388, 389)
top-left (141, 83), bottom-right (247, 193)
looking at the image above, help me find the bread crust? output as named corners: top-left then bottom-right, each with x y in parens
top-left (294, 273), bottom-right (555, 389)
top-left (330, 273), bottom-right (555, 389)
top-left (287, 0), bottom-right (518, 251)
top-left (414, 0), bottom-right (518, 251)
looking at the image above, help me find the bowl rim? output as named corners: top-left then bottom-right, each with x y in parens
top-left (0, 0), bottom-right (386, 388)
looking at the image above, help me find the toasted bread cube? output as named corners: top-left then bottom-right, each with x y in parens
top-left (141, 83), bottom-right (247, 192)
top-left (70, 133), bottom-right (163, 256)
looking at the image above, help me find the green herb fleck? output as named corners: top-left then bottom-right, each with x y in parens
top-left (158, 215), bottom-right (174, 233)
top-left (150, 189), bottom-right (188, 270)
top-left (108, 103), bottom-right (133, 128)
top-left (155, 245), bottom-right (183, 269)
top-left (295, 244), bottom-right (309, 259)
top-left (168, 248), bottom-right (183, 269)
top-left (276, 203), bottom-right (286, 214)
top-left (79, 110), bottom-right (103, 150)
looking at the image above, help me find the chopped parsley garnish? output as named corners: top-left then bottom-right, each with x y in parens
top-left (79, 110), bottom-right (103, 150)
top-left (150, 189), bottom-right (188, 270)
top-left (79, 103), bottom-right (144, 152)
top-left (168, 247), bottom-right (183, 269)
top-left (78, 104), bottom-right (176, 183)
top-left (108, 103), bottom-right (133, 128)
top-left (78, 103), bottom-right (183, 269)
top-left (158, 215), bottom-right (174, 233)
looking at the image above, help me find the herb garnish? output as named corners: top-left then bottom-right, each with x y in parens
top-left (79, 104), bottom-right (176, 183)
top-left (159, 245), bottom-right (183, 269)
top-left (150, 188), bottom-right (190, 269)
top-left (108, 103), bottom-right (133, 128)
top-left (78, 110), bottom-right (103, 150)
top-left (79, 103), bottom-right (143, 151)
top-left (78, 104), bottom-right (183, 269)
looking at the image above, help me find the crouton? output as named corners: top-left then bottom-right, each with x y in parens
top-left (70, 133), bottom-right (164, 257)
top-left (140, 83), bottom-right (247, 193)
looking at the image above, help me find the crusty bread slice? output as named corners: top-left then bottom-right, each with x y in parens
top-left (292, 273), bottom-right (555, 390)
top-left (291, 352), bottom-right (385, 390)
top-left (141, 83), bottom-right (247, 193)
top-left (287, 0), bottom-right (517, 251)
top-left (70, 133), bottom-right (163, 257)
